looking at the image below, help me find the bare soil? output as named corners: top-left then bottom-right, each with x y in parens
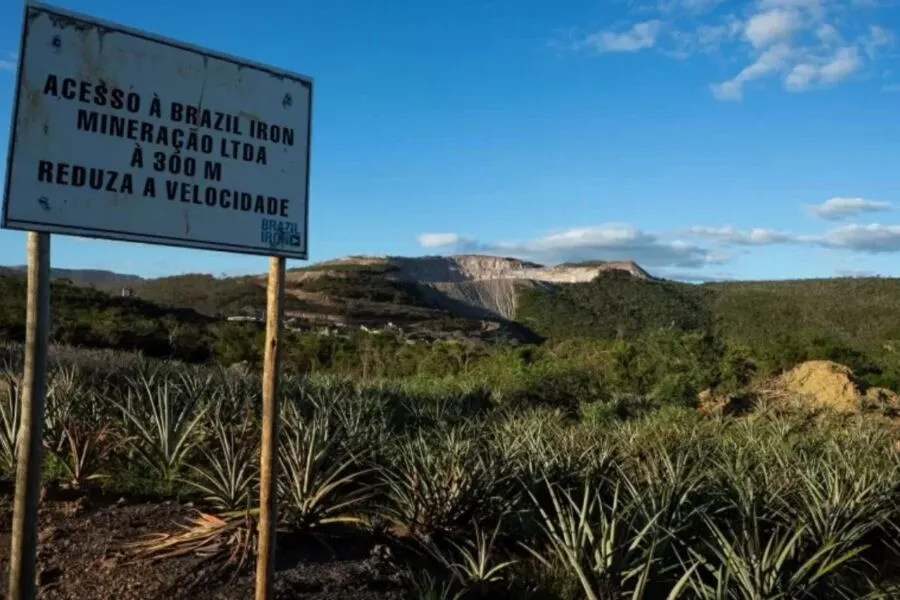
top-left (0, 485), bottom-right (409, 600)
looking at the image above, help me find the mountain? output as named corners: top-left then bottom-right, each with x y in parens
top-left (270, 254), bottom-right (657, 340)
top-left (5, 254), bottom-right (900, 356)
top-left (0, 255), bottom-right (653, 343)
top-left (0, 266), bottom-right (144, 287)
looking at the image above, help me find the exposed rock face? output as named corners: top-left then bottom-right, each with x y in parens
top-left (422, 279), bottom-right (552, 320)
top-left (387, 255), bottom-right (651, 284)
top-left (387, 255), bottom-right (542, 283)
top-left (378, 255), bottom-right (651, 319)
top-left (288, 254), bottom-right (651, 321)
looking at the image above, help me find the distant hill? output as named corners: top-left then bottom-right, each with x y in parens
top-left (0, 266), bottom-right (144, 287)
top-left (3, 254), bottom-right (900, 356)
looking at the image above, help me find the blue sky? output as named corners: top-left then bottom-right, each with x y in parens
top-left (2, 0), bottom-right (900, 282)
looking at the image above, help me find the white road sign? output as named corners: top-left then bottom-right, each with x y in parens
top-left (3, 2), bottom-right (313, 259)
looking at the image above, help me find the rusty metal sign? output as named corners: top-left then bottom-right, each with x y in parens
top-left (3, 2), bottom-right (313, 259)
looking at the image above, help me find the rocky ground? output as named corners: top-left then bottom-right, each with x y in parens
top-left (0, 488), bottom-right (409, 600)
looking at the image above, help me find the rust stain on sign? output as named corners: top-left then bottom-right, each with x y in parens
top-left (47, 12), bottom-right (111, 36)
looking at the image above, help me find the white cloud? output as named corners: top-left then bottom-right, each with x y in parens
top-left (816, 24), bottom-right (843, 45)
top-left (836, 268), bottom-right (877, 277)
top-left (0, 51), bottom-right (16, 73)
top-left (417, 210), bottom-right (900, 280)
top-left (579, 20), bottom-right (665, 53)
top-left (656, 0), bottom-right (726, 13)
top-left (564, 0), bottom-right (895, 100)
top-left (813, 223), bottom-right (900, 252)
top-left (863, 24), bottom-right (895, 57)
top-left (417, 233), bottom-right (463, 248)
top-left (745, 9), bottom-right (801, 48)
top-left (687, 225), bottom-right (798, 245)
top-left (807, 196), bottom-right (892, 220)
top-left (688, 1), bottom-right (891, 98)
top-left (417, 224), bottom-right (724, 269)
top-left (711, 43), bottom-right (793, 100)
top-left (757, 0), bottom-right (828, 17)
top-left (687, 222), bottom-right (900, 254)
top-left (820, 46), bottom-right (863, 81)
top-left (785, 45), bottom-right (862, 90)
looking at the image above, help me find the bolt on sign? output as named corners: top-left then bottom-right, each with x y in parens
top-left (3, 2), bottom-right (313, 258)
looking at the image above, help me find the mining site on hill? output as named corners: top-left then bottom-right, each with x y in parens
top-left (1, 255), bottom-right (900, 597)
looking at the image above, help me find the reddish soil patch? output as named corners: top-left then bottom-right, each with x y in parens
top-left (0, 488), bottom-right (408, 600)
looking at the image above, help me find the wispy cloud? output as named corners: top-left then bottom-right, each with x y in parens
top-left (836, 268), bottom-right (878, 277)
top-left (417, 223), bottom-right (725, 269)
top-left (655, 0), bottom-right (726, 14)
top-left (806, 196), bottom-right (892, 220)
top-left (708, 1), bottom-right (894, 99)
top-left (687, 222), bottom-right (900, 253)
top-left (576, 20), bottom-right (665, 53)
top-left (710, 43), bottom-right (793, 100)
top-left (686, 225), bottom-right (797, 245)
top-left (0, 51), bottom-right (16, 73)
top-left (745, 8), bottom-right (801, 48)
top-left (561, 0), bottom-right (896, 99)
top-left (416, 199), bottom-right (900, 277)
top-left (417, 233), bottom-right (466, 248)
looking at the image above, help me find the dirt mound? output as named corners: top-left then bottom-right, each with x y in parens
top-left (767, 360), bottom-right (898, 413)
top-left (777, 360), bottom-right (863, 412)
top-left (699, 360), bottom-right (899, 416)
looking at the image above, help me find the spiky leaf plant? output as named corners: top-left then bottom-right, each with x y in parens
top-left (523, 479), bottom-right (690, 600)
top-left (419, 522), bottom-right (519, 598)
top-left (0, 370), bottom-right (22, 475)
top-left (115, 372), bottom-right (208, 486)
top-left (378, 425), bottom-right (513, 540)
top-left (276, 404), bottom-right (374, 532)
top-left (185, 418), bottom-right (259, 512)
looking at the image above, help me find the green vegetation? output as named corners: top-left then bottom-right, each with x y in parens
top-left (121, 274), bottom-right (305, 317)
top-left (3, 266), bottom-right (900, 596)
top-left (3, 355), bottom-right (900, 598)
top-left (296, 272), bottom-right (432, 306)
top-left (0, 275), bottom-right (214, 362)
top-left (125, 274), bottom-right (267, 316)
top-left (289, 261), bottom-right (400, 275)
top-left (2, 269), bottom-right (900, 396)
top-left (517, 271), bottom-right (713, 339)
top-left (707, 277), bottom-right (900, 357)
top-left (517, 272), bottom-right (900, 391)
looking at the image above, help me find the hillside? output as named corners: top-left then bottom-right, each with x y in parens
top-left (4, 255), bottom-right (900, 373)
top-left (515, 269), bottom-right (714, 339)
top-left (0, 275), bottom-right (214, 362)
top-left (0, 266), bottom-right (144, 287)
top-left (284, 254), bottom-right (651, 323)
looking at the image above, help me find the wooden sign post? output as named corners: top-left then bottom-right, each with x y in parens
top-left (255, 256), bottom-right (285, 600)
top-left (2, 4), bottom-right (312, 599)
top-left (6, 232), bottom-right (50, 600)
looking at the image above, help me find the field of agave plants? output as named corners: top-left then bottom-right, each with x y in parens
top-left (2, 346), bottom-right (900, 599)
